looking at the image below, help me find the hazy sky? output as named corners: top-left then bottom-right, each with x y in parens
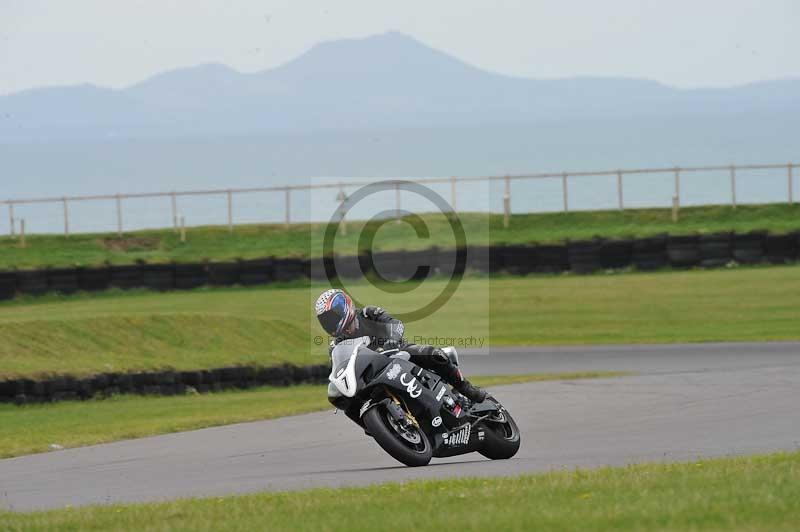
top-left (1, 0), bottom-right (798, 95)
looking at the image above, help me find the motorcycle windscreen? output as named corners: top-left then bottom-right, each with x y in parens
top-left (329, 336), bottom-right (371, 397)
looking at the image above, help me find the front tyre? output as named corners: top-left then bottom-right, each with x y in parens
top-left (478, 407), bottom-right (521, 460)
top-left (363, 405), bottom-right (432, 467)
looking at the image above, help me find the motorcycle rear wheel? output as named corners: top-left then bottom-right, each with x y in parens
top-left (363, 405), bottom-right (432, 467)
top-left (478, 408), bottom-right (521, 460)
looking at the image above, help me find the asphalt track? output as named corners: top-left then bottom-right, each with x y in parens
top-left (1, 342), bottom-right (799, 512)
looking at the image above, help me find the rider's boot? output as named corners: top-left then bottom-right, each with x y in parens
top-left (442, 363), bottom-right (487, 403)
top-left (454, 378), bottom-right (487, 403)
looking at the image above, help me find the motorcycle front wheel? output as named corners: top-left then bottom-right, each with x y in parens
top-left (363, 405), bottom-right (432, 467)
top-left (478, 407), bottom-right (521, 460)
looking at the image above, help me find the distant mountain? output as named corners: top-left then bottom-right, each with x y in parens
top-left (2, 31), bottom-right (799, 141)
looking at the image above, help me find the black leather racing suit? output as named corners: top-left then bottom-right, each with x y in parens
top-left (331, 306), bottom-right (466, 389)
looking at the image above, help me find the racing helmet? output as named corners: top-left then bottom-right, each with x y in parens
top-left (315, 289), bottom-right (356, 336)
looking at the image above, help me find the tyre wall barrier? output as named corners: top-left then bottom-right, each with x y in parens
top-left (239, 258), bottom-right (274, 285)
top-left (332, 254), bottom-right (366, 280)
top-left (208, 261), bottom-right (241, 286)
top-left (468, 246), bottom-right (500, 274)
top-left (698, 232), bottom-right (733, 268)
top-left (733, 231), bottom-right (767, 264)
top-left (432, 246), bottom-right (458, 277)
top-left (273, 257), bottom-right (307, 282)
top-left (110, 264), bottom-right (143, 289)
top-left (568, 240), bottom-right (604, 274)
top-left (17, 269), bottom-right (49, 296)
top-left (599, 239), bottom-right (633, 270)
top-left (501, 245), bottom-right (537, 275)
top-left (0, 272), bottom-right (16, 301)
top-left (765, 232), bottom-right (799, 264)
top-left (667, 235), bottom-right (702, 268)
top-left (174, 263), bottom-right (207, 290)
top-left (371, 250), bottom-right (422, 281)
top-left (631, 234), bottom-right (668, 270)
top-left (47, 267), bottom-right (80, 294)
top-left (411, 248), bottom-right (442, 278)
top-left (535, 244), bottom-right (569, 273)
top-left (142, 263), bottom-right (175, 292)
top-left (79, 267), bottom-right (111, 292)
top-left (0, 229), bottom-right (798, 300)
top-left (0, 363), bottom-right (330, 405)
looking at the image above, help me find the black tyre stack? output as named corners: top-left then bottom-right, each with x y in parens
top-left (308, 255), bottom-right (335, 282)
top-left (79, 266), bottom-right (111, 292)
top-left (0, 271), bottom-right (15, 301)
top-left (698, 233), bottom-right (733, 269)
top-left (239, 258), bottom-right (273, 286)
top-left (142, 263), bottom-right (175, 292)
top-left (174, 263), bottom-right (207, 290)
top-left (733, 231), bottom-right (767, 264)
top-left (501, 245), bottom-right (537, 276)
top-left (631, 234), bottom-right (668, 271)
top-left (16, 270), bottom-right (49, 296)
top-left (110, 264), bottom-right (143, 290)
top-left (568, 239), bottom-right (604, 274)
top-left (667, 235), bottom-right (702, 268)
top-left (207, 261), bottom-right (240, 286)
top-left (371, 250), bottom-right (412, 281)
top-left (599, 239), bottom-right (633, 270)
top-left (331, 254), bottom-right (364, 280)
top-left (410, 248), bottom-right (441, 279)
top-left (465, 246), bottom-right (494, 274)
top-left (47, 267), bottom-right (80, 294)
top-left (765, 232), bottom-right (799, 264)
top-left (535, 244), bottom-right (569, 273)
top-left (273, 257), bottom-right (307, 282)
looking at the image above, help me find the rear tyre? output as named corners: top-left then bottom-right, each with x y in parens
top-left (478, 408), bottom-right (521, 460)
top-left (363, 405), bottom-right (432, 467)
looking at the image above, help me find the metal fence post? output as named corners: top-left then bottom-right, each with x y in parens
top-left (503, 175), bottom-right (511, 228)
top-left (672, 195), bottom-right (680, 222)
top-left (20, 219), bottom-right (26, 248)
top-left (62, 197), bottom-right (70, 237)
top-left (789, 163), bottom-right (794, 204)
top-left (562, 172), bottom-right (569, 212)
top-left (171, 192), bottom-right (178, 231)
top-left (8, 203), bottom-right (14, 236)
top-left (730, 164), bottom-right (737, 209)
top-left (450, 176), bottom-right (457, 212)
top-left (284, 188), bottom-right (291, 228)
top-left (226, 189), bottom-right (233, 233)
top-left (116, 194), bottom-right (123, 236)
top-left (617, 170), bottom-right (624, 210)
top-left (674, 167), bottom-right (681, 203)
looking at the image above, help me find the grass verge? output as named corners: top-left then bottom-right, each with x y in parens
top-left (1, 203), bottom-right (799, 268)
top-left (0, 372), bottom-right (623, 459)
top-left (0, 266), bottom-right (798, 379)
top-left (3, 450), bottom-right (799, 530)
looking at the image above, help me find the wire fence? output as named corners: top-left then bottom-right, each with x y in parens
top-left (1, 162), bottom-right (796, 237)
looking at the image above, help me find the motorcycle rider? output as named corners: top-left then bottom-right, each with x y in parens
top-left (315, 288), bottom-right (487, 404)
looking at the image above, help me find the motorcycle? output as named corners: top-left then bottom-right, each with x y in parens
top-left (328, 336), bottom-right (521, 467)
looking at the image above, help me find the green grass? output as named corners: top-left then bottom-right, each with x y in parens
top-left (0, 315), bottom-right (312, 378)
top-left (3, 450), bottom-right (799, 530)
top-left (1, 203), bottom-right (799, 268)
top-left (1, 266), bottom-right (799, 379)
top-left (0, 372), bottom-right (621, 459)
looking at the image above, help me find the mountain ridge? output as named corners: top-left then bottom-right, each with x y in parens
top-left (1, 31), bottom-right (798, 141)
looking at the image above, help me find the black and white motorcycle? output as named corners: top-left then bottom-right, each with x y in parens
top-left (328, 337), bottom-right (521, 467)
